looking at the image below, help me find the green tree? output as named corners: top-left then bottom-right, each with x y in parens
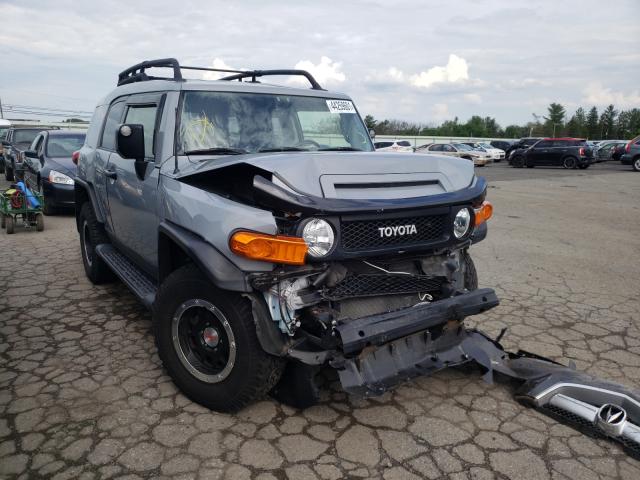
top-left (543, 103), bottom-right (566, 137)
top-left (586, 107), bottom-right (599, 139)
top-left (599, 104), bottom-right (617, 140)
top-left (363, 114), bottom-right (377, 130)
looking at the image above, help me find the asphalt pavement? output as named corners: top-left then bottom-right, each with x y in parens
top-left (1, 161), bottom-right (639, 479)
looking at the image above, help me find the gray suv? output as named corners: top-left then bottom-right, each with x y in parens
top-left (75, 58), bottom-right (493, 412)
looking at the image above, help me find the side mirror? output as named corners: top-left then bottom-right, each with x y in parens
top-left (369, 129), bottom-right (376, 139)
top-left (116, 124), bottom-right (145, 162)
top-left (24, 150), bottom-right (38, 159)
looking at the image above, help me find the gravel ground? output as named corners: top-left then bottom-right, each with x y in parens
top-left (1, 162), bottom-right (639, 479)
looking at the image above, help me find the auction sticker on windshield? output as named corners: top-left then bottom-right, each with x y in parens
top-left (326, 99), bottom-right (356, 114)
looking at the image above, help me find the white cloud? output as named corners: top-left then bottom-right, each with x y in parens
top-left (583, 83), bottom-right (640, 107)
top-left (200, 58), bottom-right (243, 80)
top-left (290, 56), bottom-right (346, 86)
top-left (463, 93), bottom-right (482, 104)
top-left (431, 103), bottom-right (450, 121)
top-left (410, 54), bottom-right (469, 89)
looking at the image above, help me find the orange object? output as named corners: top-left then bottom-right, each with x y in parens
top-left (474, 201), bottom-right (493, 226)
top-left (230, 231), bottom-right (308, 265)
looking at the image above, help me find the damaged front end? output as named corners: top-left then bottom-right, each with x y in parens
top-left (178, 161), bottom-right (640, 458)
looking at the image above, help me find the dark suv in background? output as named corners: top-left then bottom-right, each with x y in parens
top-left (2, 127), bottom-right (58, 181)
top-left (510, 138), bottom-right (593, 169)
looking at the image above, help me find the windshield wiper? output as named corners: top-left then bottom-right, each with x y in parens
top-left (317, 147), bottom-right (363, 151)
top-left (184, 147), bottom-right (247, 156)
top-left (257, 147), bottom-right (309, 152)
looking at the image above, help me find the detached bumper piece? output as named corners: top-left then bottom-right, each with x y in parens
top-left (330, 288), bottom-right (640, 457)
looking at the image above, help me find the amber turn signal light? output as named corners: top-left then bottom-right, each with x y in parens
top-left (474, 201), bottom-right (493, 226)
top-left (229, 231), bottom-right (308, 265)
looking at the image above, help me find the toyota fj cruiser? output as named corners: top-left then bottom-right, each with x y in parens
top-left (75, 58), bottom-right (494, 411)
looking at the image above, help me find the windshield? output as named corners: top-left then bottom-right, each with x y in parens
top-left (14, 129), bottom-right (41, 144)
top-left (46, 134), bottom-right (86, 157)
top-left (453, 143), bottom-right (473, 151)
top-left (179, 91), bottom-right (373, 154)
top-left (478, 143), bottom-right (492, 149)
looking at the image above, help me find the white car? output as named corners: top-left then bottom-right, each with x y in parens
top-left (416, 142), bottom-right (491, 166)
top-left (464, 142), bottom-right (505, 162)
top-left (374, 140), bottom-right (413, 153)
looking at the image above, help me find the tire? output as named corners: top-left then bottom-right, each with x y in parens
top-left (40, 181), bottom-right (56, 216)
top-left (5, 216), bottom-right (14, 234)
top-left (463, 251), bottom-right (478, 291)
top-left (78, 202), bottom-right (115, 284)
top-left (633, 157), bottom-right (640, 172)
top-left (5, 166), bottom-right (14, 182)
top-left (35, 213), bottom-right (44, 232)
top-left (153, 264), bottom-right (285, 412)
top-left (512, 155), bottom-right (525, 168)
top-left (563, 157), bottom-right (577, 169)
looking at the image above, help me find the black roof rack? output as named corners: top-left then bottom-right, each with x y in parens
top-left (117, 58), bottom-right (324, 90)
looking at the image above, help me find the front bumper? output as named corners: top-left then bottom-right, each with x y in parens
top-left (42, 180), bottom-right (75, 207)
top-left (332, 288), bottom-right (499, 394)
top-left (621, 154), bottom-right (632, 165)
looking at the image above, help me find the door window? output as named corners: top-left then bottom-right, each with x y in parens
top-left (124, 105), bottom-right (159, 158)
top-left (100, 101), bottom-right (126, 151)
top-left (429, 144), bottom-right (443, 152)
top-left (535, 140), bottom-right (552, 148)
top-left (442, 144), bottom-right (455, 152)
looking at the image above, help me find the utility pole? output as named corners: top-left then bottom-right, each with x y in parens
top-left (0, 97), bottom-right (4, 118)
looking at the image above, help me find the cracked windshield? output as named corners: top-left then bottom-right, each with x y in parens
top-left (179, 91), bottom-right (374, 154)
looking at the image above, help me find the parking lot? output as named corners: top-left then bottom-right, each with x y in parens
top-left (1, 161), bottom-right (639, 479)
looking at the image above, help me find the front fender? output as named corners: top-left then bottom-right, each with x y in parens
top-left (158, 220), bottom-right (251, 292)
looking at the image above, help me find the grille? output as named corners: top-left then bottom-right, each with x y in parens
top-left (325, 273), bottom-right (445, 300)
top-left (341, 214), bottom-right (448, 251)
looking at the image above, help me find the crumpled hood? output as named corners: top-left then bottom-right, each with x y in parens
top-left (176, 152), bottom-right (475, 199)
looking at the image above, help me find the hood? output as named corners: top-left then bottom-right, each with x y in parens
top-left (177, 152), bottom-right (475, 199)
top-left (48, 157), bottom-right (77, 176)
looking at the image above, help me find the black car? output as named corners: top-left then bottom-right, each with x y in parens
top-left (490, 139), bottom-right (514, 151)
top-left (22, 130), bottom-right (85, 214)
top-left (0, 124), bottom-right (10, 174)
top-left (2, 127), bottom-right (52, 181)
top-left (505, 137), bottom-right (542, 162)
top-left (510, 138), bottom-right (593, 169)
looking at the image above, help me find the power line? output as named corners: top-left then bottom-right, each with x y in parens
top-left (4, 103), bottom-right (93, 115)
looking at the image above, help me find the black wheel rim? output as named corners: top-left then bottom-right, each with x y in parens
top-left (172, 299), bottom-right (236, 383)
top-left (82, 221), bottom-right (93, 266)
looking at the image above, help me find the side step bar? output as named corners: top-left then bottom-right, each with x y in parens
top-left (95, 244), bottom-right (157, 309)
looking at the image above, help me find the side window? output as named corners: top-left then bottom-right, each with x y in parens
top-left (100, 101), bottom-right (126, 151)
top-left (29, 135), bottom-right (43, 152)
top-left (429, 144), bottom-right (443, 152)
top-left (443, 144), bottom-right (455, 152)
top-left (536, 140), bottom-right (551, 148)
top-left (124, 104), bottom-right (159, 157)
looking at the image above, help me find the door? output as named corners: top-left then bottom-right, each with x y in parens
top-left (24, 134), bottom-right (44, 188)
top-left (550, 140), bottom-right (568, 165)
top-left (105, 93), bottom-right (164, 277)
top-left (95, 100), bottom-right (127, 230)
top-left (441, 144), bottom-right (456, 157)
top-left (529, 140), bottom-right (551, 165)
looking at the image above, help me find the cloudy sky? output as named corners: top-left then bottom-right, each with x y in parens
top-left (1, 0), bottom-right (638, 126)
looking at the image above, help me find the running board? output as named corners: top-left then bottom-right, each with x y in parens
top-left (95, 244), bottom-right (157, 309)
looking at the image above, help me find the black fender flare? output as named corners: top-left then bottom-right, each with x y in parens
top-left (74, 177), bottom-right (106, 225)
top-left (158, 220), bottom-right (252, 293)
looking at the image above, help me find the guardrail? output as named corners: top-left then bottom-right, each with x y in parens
top-left (373, 135), bottom-right (517, 147)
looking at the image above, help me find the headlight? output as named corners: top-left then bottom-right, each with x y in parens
top-left (453, 208), bottom-right (472, 239)
top-left (49, 170), bottom-right (74, 185)
top-left (302, 218), bottom-right (335, 257)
